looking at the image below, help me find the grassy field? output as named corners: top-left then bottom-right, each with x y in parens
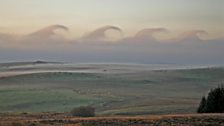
top-left (0, 62), bottom-right (224, 115)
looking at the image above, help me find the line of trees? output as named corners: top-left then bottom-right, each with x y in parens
top-left (197, 85), bottom-right (224, 113)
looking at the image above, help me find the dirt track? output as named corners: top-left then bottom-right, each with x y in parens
top-left (0, 113), bottom-right (224, 126)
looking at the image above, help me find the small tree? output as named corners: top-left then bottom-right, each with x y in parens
top-left (197, 96), bottom-right (206, 113)
top-left (197, 84), bottom-right (224, 113)
top-left (71, 106), bottom-right (95, 117)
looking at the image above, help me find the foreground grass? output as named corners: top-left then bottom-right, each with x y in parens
top-left (0, 113), bottom-right (224, 126)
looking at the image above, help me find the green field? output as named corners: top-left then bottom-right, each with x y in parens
top-left (0, 63), bottom-right (224, 115)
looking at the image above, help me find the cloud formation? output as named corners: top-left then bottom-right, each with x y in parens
top-left (81, 25), bottom-right (123, 41)
top-left (172, 30), bottom-right (207, 42)
top-left (27, 25), bottom-right (69, 39)
top-left (0, 25), bottom-right (224, 64)
top-left (134, 28), bottom-right (168, 40)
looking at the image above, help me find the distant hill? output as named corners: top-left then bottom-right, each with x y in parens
top-left (0, 61), bottom-right (62, 67)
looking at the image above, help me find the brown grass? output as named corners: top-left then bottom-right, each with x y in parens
top-left (0, 113), bottom-right (224, 126)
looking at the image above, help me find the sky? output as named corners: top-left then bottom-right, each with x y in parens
top-left (0, 0), bottom-right (224, 64)
top-left (1, 0), bottom-right (223, 37)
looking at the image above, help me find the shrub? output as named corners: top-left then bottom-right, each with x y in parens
top-left (197, 85), bottom-right (224, 113)
top-left (71, 106), bottom-right (95, 117)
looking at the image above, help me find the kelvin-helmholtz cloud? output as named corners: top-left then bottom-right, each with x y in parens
top-left (27, 25), bottom-right (69, 39)
top-left (134, 28), bottom-right (168, 40)
top-left (81, 25), bottom-right (123, 41)
top-left (0, 24), bottom-right (224, 64)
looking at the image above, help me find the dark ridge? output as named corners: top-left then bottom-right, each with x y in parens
top-left (0, 61), bottom-right (63, 67)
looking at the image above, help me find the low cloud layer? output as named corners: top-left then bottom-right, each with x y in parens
top-left (0, 25), bottom-right (223, 64)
